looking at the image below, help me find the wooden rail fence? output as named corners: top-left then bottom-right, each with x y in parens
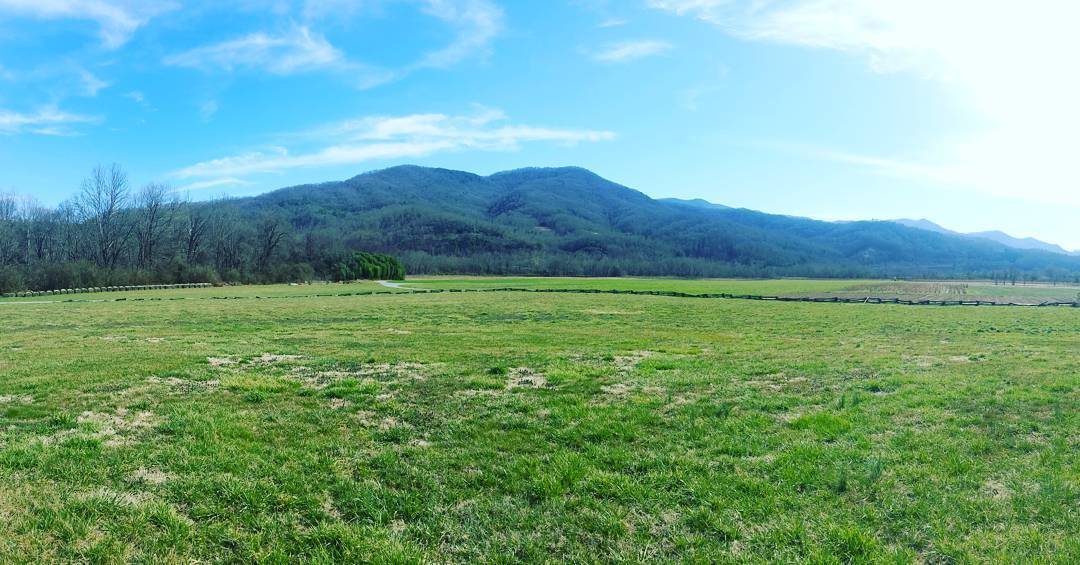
top-left (415, 287), bottom-right (1080, 307)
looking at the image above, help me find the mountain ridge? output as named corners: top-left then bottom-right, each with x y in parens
top-left (224, 165), bottom-right (1080, 279)
top-left (893, 218), bottom-right (1074, 255)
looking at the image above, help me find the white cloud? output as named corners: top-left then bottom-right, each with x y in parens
top-left (0, 0), bottom-right (176, 48)
top-left (166, 1), bottom-right (502, 87)
top-left (598, 18), bottom-right (628, 28)
top-left (0, 106), bottom-right (100, 135)
top-left (681, 84), bottom-right (721, 111)
top-left (176, 177), bottom-right (256, 192)
top-left (199, 100), bottom-right (218, 121)
top-left (175, 108), bottom-right (615, 179)
top-left (175, 143), bottom-right (455, 178)
top-left (414, 0), bottom-right (503, 69)
top-left (0, 62), bottom-right (109, 100)
top-left (592, 40), bottom-right (672, 63)
top-left (650, 0), bottom-right (1080, 206)
top-left (759, 140), bottom-right (963, 186)
top-left (77, 67), bottom-right (108, 96)
top-left (164, 26), bottom-right (344, 75)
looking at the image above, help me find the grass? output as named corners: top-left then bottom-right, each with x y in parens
top-left (404, 276), bottom-right (1080, 304)
top-left (0, 278), bottom-right (1077, 562)
top-left (402, 276), bottom-right (869, 295)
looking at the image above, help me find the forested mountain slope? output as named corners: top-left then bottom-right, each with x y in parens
top-left (3, 165), bottom-right (1079, 292)
top-left (231, 165), bottom-right (1080, 279)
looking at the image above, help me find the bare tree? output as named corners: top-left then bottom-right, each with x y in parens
top-left (256, 213), bottom-right (288, 272)
top-left (78, 164), bottom-right (133, 268)
top-left (134, 182), bottom-right (178, 270)
top-left (25, 204), bottom-right (60, 264)
top-left (14, 197), bottom-right (49, 264)
top-left (213, 207), bottom-right (245, 273)
top-left (183, 203), bottom-right (211, 265)
top-left (54, 200), bottom-right (83, 263)
top-left (0, 193), bottom-right (18, 266)
top-left (0, 193), bottom-right (16, 221)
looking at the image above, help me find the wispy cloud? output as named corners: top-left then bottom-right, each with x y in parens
top-left (164, 1), bottom-right (502, 88)
top-left (0, 106), bottom-right (101, 135)
top-left (592, 40), bottom-right (672, 63)
top-left (124, 90), bottom-right (158, 112)
top-left (648, 0), bottom-right (948, 74)
top-left (76, 67), bottom-right (108, 96)
top-left (598, 18), bottom-right (628, 28)
top-left (414, 0), bottom-right (504, 69)
top-left (765, 141), bottom-right (961, 186)
top-left (0, 0), bottom-right (176, 49)
top-left (164, 26), bottom-right (345, 75)
top-left (175, 143), bottom-right (452, 179)
top-left (6, 62), bottom-right (111, 100)
top-left (681, 84), bottom-right (722, 111)
top-left (175, 108), bottom-right (615, 179)
top-left (199, 100), bottom-right (218, 121)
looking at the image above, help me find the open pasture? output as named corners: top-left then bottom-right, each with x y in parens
top-left (0, 279), bottom-right (1077, 562)
top-left (405, 277), bottom-right (1080, 305)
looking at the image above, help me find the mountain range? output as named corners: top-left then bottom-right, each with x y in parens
top-left (229, 165), bottom-right (1080, 280)
top-left (891, 219), bottom-right (1076, 255)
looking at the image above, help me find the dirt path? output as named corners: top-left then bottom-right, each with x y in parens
top-left (377, 280), bottom-right (410, 289)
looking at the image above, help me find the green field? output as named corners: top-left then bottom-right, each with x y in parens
top-left (402, 276), bottom-right (868, 295)
top-left (1, 278), bottom-right (1077, 562)
top-left (403, 277), bottom-right (1080, 304)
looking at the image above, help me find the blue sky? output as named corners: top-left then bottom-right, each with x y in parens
top-left (2, 0), bottom-right (1078, 250)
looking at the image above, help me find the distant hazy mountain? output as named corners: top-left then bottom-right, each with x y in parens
top-left (659, 197), bottom-right (730, 210)
top-left (893, 219), bottom-right (1074, 255)
top-left (968, 231), bottom-right (1073, 255)
top-left (220, 165), bottom-right (1080, 278)
top-left (892, 218), bottom-right (955, 236)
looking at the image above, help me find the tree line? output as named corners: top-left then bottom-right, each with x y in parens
top-left (0, 164), bottom-right (393, 293)
top-left (4, 163), bottom-right (1080, 294)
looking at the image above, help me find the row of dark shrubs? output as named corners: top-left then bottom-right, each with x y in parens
top-left (410, 287), bottom-right (1080, 307)
top-left (7, 283), bottom-right (1076, 309)
top-left (2, 283), bottom-right (213, 298)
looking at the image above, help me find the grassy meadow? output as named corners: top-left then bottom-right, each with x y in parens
top-left (404, 277), bottom-right (1080, 304)
top-left (0, 278), bottom-right (1077, 562)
